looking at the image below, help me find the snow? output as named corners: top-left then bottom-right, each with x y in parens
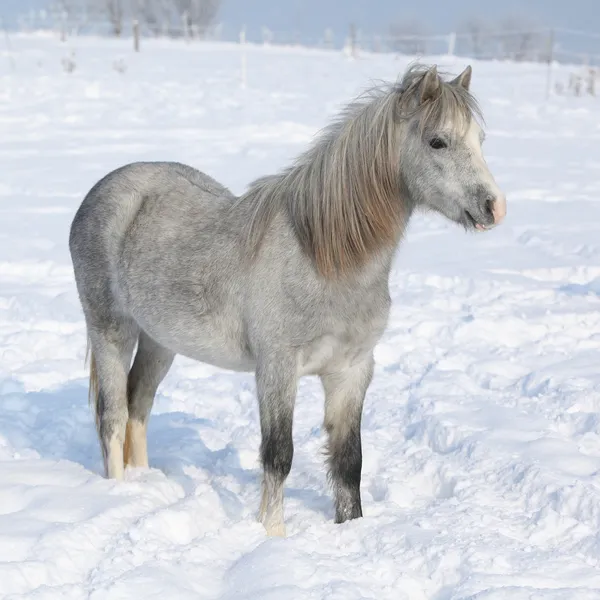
top-left (2, 33), bottom-right (600, 599)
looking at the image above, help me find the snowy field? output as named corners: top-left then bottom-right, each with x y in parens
top-left (1, 33), bottom-right (600, 599)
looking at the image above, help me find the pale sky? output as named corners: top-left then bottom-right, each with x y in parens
top-left (219, 0), bottom-right (598, 39)
top-left (3, 0), bottom-right (599, 49)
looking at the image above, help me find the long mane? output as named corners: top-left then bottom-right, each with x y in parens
top-left (239, 64), bottom-right (481, 278)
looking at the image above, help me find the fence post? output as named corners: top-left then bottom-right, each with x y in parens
top-left (240, 26), bottom-right (247, 88)
top-left (447, 32), bottom-right (456, 56)
top-left (182, 11), bottom-right (190, 42)
top-left (261, 26), bottom-right (273, 45)
top-left (589, 69), bottom-right (597, 97)
top-left (373, 34), bottom-right (381, 53)
top-left (545, 28), bottom-right (555, 100)
top-left (347, 23), bottom-right (358, 58)
top-left (133, 19), bottom-right (140, 52)
top-left (1, 19), bottom-right (15, 72)
top-left (60, 10), bottom-right (67, 42)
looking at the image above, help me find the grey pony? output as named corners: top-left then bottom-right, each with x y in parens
top-left (69, 64), bottom-right (506, 536)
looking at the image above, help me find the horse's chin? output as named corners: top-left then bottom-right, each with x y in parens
top-left (461, 209), bottom-right (493, 232)
top-left (417, 204), bottom-right (491, 233)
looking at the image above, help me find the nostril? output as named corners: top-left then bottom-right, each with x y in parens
top-left (484, 196), bottom-right (494, 219)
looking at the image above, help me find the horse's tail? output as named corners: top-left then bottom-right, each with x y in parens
top-left (85, 334), bottom-right (100, 431)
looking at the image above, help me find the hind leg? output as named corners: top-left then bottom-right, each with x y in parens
top-left (124, 331), bottom-right (175, 469)
top-left (89, 320), bottom-right (138, 480)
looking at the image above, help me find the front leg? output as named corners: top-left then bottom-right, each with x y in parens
top-left (321, 354), bottom-right (374, 523)
top-left (256, 355), bottom-right (298, 537)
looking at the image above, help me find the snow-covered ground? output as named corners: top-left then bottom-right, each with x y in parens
top-left (1, 33), bottom-right (600, 599)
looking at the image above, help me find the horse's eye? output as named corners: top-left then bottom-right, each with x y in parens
top-left (429, 137), bottom-right (447, 150)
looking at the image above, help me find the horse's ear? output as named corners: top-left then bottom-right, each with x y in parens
top-left (420, 65), bottom-right (441, 104)
top-left (451, 65), bottom-right (472, 90)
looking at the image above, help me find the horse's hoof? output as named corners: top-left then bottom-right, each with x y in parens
top-left (265, 523), bottom-right (286, 537)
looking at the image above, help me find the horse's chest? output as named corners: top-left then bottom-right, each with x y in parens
top-left (297, 312), bottom-right (387, 376)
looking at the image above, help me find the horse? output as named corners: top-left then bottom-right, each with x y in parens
top-left (69, 64), bottom-right (506, 537)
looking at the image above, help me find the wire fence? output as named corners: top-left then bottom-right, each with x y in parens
top-left (10, 8), bottom-right (600, 64)
top-left (5, 9), bottom-right (600, 98)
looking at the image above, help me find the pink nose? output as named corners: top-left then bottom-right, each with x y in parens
top-left (491, 194), bottom-right (506, 224)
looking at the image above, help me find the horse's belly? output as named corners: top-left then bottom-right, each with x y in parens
top-left (135, 313), bottom-right (255, 373)
top-left (180, 345), bottom-right (256, 372)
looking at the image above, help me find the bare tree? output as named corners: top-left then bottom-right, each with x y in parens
top-left (49, 0), bottom-right (86, 38)
top-left (85, 0), bottom-right (220, 38)
top-left (106, 0), bottom-right (125, 36)
top-left (459, 17), bottom-right (489, 59)
top-left (139, 0), bottom-right (172, 36)
top-left (496, 16), bottom-right (543, 62)
top-left (172, 0), bottom-right (220, 38)
top-left (388, 20), bottom-right (427, 55)
top-left (52, 0), bottom-right (83, 20)
top-left (84, 0), bottom-right (133, 36)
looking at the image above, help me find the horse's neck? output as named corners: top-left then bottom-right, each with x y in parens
top-left (350, 200), bottom-right (413, 285)
top-left (336, 243), bottom-right (398, 291)
top-left (307, 193), bottom-right (413, 288)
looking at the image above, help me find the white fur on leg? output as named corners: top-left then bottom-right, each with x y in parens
top-left (106, 435), bottom-right (125, 480)
top-left (258, 478), bottom-right (286, 537)
top-left (264, 518), bottom-right (286, 537)
top-left (123, 419), bottom-right (148, 468)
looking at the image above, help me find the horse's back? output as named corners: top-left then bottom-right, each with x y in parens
top-left (71, 161), bottom-right (232, 238)
top-left (69, 161), bottom-right (252, 368)
top-left (72, 160), bottom-right (236, 255)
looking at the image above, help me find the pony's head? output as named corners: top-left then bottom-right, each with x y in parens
top-left (243, 63), bottom-right (506, 278)
top-left (397, 64), bottom-right (506, 230)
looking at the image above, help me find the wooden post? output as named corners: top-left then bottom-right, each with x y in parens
top-left (373, 34), bottom-right (381, 53)
top-left (574, 74), bottom-right (582, 96)
top-left (133, 19), bottom-right (140, 52)
top-left (60, 10), bottom-right (67, 42)
top-left (447, 32), bottom-right (456, 56)
top-left (545, 29), bottom-right (554, 100)
top-left (1, 19), bottom-right (15, 72)
top-left (182, 11), bottom-right (190, 41)
top-left (261, 26), bottom-right (273, 45)
top-left (588, 68), bottom-right (597, 97)
top-left (240, 26), bottom-right (247, 89)
top-left (349, 23), bottom-right (357, 58)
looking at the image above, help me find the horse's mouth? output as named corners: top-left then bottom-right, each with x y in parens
top-left (464, 210), bottom-right (491, 231)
